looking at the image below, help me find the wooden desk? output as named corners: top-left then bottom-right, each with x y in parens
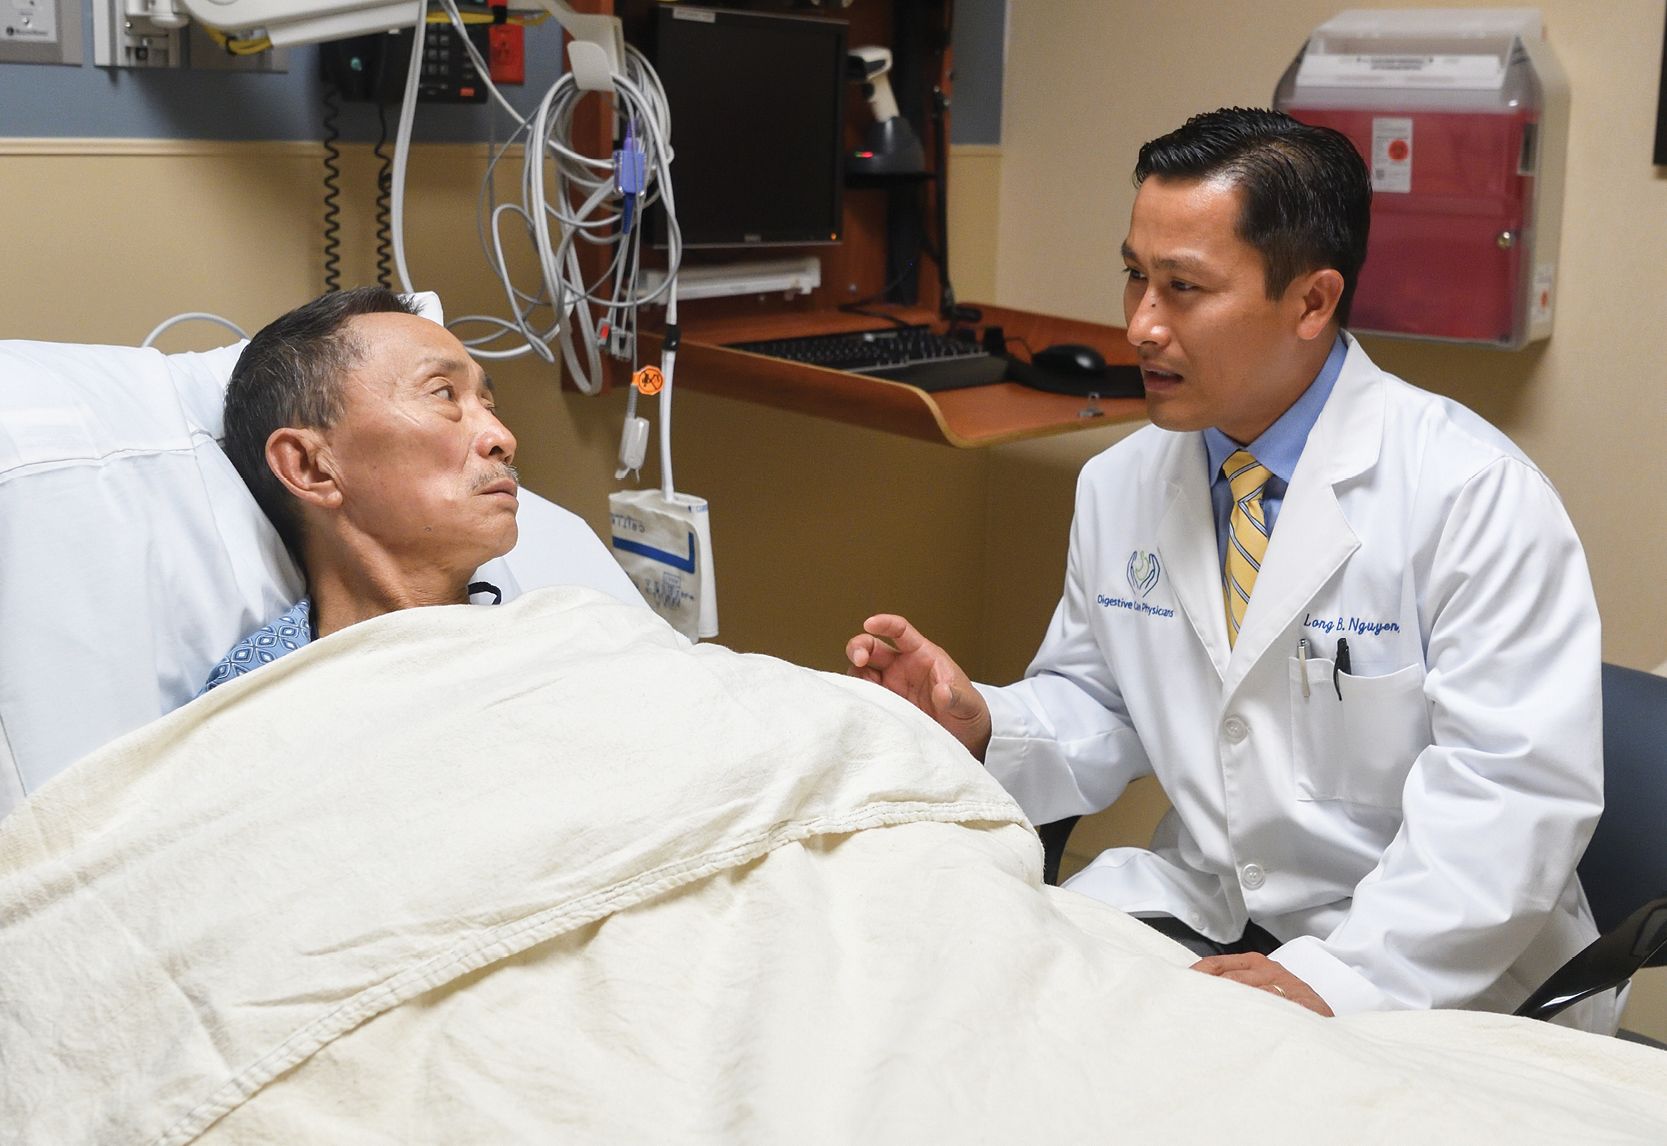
top-left (642, 303), bottom-right (1149, 449)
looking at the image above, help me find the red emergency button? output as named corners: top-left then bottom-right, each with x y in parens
top-left (1387, 139), bottom-right (1409, 162)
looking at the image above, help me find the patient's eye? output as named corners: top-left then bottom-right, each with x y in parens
top-left (432, 383), bottom-right (456, 401)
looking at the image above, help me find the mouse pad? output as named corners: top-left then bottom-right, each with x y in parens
top-left (1004, 358), bottom-right (1145, 398)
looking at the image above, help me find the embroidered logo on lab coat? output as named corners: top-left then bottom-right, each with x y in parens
top-left (1127, 550), bottom-right (1162, 598)
top-left (1098, 551), bottom-right (1176, 618)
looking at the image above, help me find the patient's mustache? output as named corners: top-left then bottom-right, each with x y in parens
top-left (473, 463), bottom-right (520, 492)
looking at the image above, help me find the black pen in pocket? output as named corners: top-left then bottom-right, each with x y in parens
top-left (1334, 637), bottom-right (1351, 700)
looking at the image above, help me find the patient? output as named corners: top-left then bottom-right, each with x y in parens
top-left (200, 286), bottom-right (521, 693)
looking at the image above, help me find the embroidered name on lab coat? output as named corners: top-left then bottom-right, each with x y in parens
top-left (1302, 612), bottom-right (1402, 636)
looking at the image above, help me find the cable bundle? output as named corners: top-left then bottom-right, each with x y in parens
top-left (391, 2), bottom-right (679, 387)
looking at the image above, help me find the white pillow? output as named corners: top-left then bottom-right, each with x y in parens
top-left (0, 329), bottom-right (640, 819)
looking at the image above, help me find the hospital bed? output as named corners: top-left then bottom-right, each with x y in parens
top-left (0, 320), bottom-right (643, 820)
top-left (4, 329), bottom-right (1667, 1144)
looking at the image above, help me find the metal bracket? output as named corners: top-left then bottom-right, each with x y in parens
top-left (544, 0), bottom-right (623, 91)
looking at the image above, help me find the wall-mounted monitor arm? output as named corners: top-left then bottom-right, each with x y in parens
top-left (175, 0), bottom-right (617, 63)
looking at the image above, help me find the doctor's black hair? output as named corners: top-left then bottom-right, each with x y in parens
top-left (1133, 107), bottom-right (1371, 327)
top-left (222, 285), bottom-right (421, 564)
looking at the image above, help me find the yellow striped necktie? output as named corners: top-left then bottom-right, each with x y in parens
top-left (1222, 449), bottom-right (1272, 648)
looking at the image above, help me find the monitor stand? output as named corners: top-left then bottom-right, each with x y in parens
top-left (640, 256), bottom-right (821, 303)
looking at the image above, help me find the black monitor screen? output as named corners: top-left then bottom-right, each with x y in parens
top-left (651, 6), bottom-right (846, 248)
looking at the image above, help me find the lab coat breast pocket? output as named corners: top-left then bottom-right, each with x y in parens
top-left (1288, 658), bottom-right (1431, 808)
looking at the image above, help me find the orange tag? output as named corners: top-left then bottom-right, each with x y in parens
top-left (632, 365), bottom-right (665, 395)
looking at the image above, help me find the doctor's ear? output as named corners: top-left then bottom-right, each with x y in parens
top-left (1291, 268), bottom-right (1346, 339)
top-left (265, 427), bottom-right (344, 510)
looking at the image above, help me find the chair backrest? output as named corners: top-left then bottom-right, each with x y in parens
top-left (1578, 663), bottom-right (1667, 953)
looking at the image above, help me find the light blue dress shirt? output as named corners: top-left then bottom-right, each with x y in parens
top-left (1203, 336), bottom-right (1348, 567)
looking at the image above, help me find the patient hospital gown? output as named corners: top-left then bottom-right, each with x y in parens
top-left (197, 584), bottom-right (503, 696)
top-left (197, 599), bottom-right (314, 696)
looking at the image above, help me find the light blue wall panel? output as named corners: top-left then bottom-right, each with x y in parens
top-left (0, 2), bottom-right (567, 142)
top-left (0, 3), bottom-right (1004, 146)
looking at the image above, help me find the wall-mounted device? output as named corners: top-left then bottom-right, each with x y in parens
top-left (165, 0), bottom-right (543, 50)
top-left (174, 0), bottom-right (426, 47)
top-left (1274, 8), bottom-right (1568, 349)
top-left (92, 0), bottom-right (286, 69)
top-left (320, 21), bottom-right (491, 103)
top-left (846, 45), bottom-right (925, 176)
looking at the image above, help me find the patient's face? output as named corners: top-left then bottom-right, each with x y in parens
top-left (325, 313), bottom-right (520, 577)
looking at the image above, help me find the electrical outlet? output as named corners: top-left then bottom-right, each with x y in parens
top-left (2, 0), bottom-right (55, 44)
top-left (93, 1), bottom-right (183, 68)
top-left (0, 0), bottom-right (81, 65)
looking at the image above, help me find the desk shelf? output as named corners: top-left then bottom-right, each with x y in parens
top-left (642, 302), bottom-right (1148, 449)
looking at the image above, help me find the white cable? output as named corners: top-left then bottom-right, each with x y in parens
top-left (394, 5), bottom-right (684, 480)
top-left (389, 0), bottom-right (428, 296)
top-left (141, 312), bottom-right (249, 349)
top-left (487, 41), bottom-right (677, 388)
top-left (659, 300), bottom-right (677, 498)
top-left (655, 171), bottom-right (679, 498)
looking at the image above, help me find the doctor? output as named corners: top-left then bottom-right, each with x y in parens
top-left (846, 107), bottom-right (1613, 1030)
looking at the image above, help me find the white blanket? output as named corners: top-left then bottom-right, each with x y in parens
top-left (4, 588), bottom-right (1665, 1144)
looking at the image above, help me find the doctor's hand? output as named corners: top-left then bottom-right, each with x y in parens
top-left (1190, 953), bottom-right (1335, 1017)
top-left (846, 614), bottom-right (992, 760)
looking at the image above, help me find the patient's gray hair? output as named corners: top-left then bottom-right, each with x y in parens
top-left (223, 286), bottom-right (420, 564)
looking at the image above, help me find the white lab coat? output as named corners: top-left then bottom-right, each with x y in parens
top-left (979, 335), bottom-right (1615, 1032)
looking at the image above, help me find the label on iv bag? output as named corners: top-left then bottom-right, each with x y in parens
top-left (609, 489), bottom-right (719, 641)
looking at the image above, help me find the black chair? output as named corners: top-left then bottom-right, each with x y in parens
top-left (1515, 663), bottom-right (1667, 1027)
top-left (1039, 815), bottom-right (1080, 888)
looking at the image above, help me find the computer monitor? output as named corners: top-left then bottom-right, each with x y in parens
top-left (650, 5), bottom-right (846, 249)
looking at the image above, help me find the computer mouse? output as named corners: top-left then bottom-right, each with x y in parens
top-left (1032, 343), bottom-right (1107, 377)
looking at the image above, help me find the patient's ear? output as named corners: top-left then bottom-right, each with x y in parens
top-left (266, 428), bottom-right (344, 510)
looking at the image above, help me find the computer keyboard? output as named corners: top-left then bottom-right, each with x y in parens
top-left (725, 325), bottom-right (1010, 392)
